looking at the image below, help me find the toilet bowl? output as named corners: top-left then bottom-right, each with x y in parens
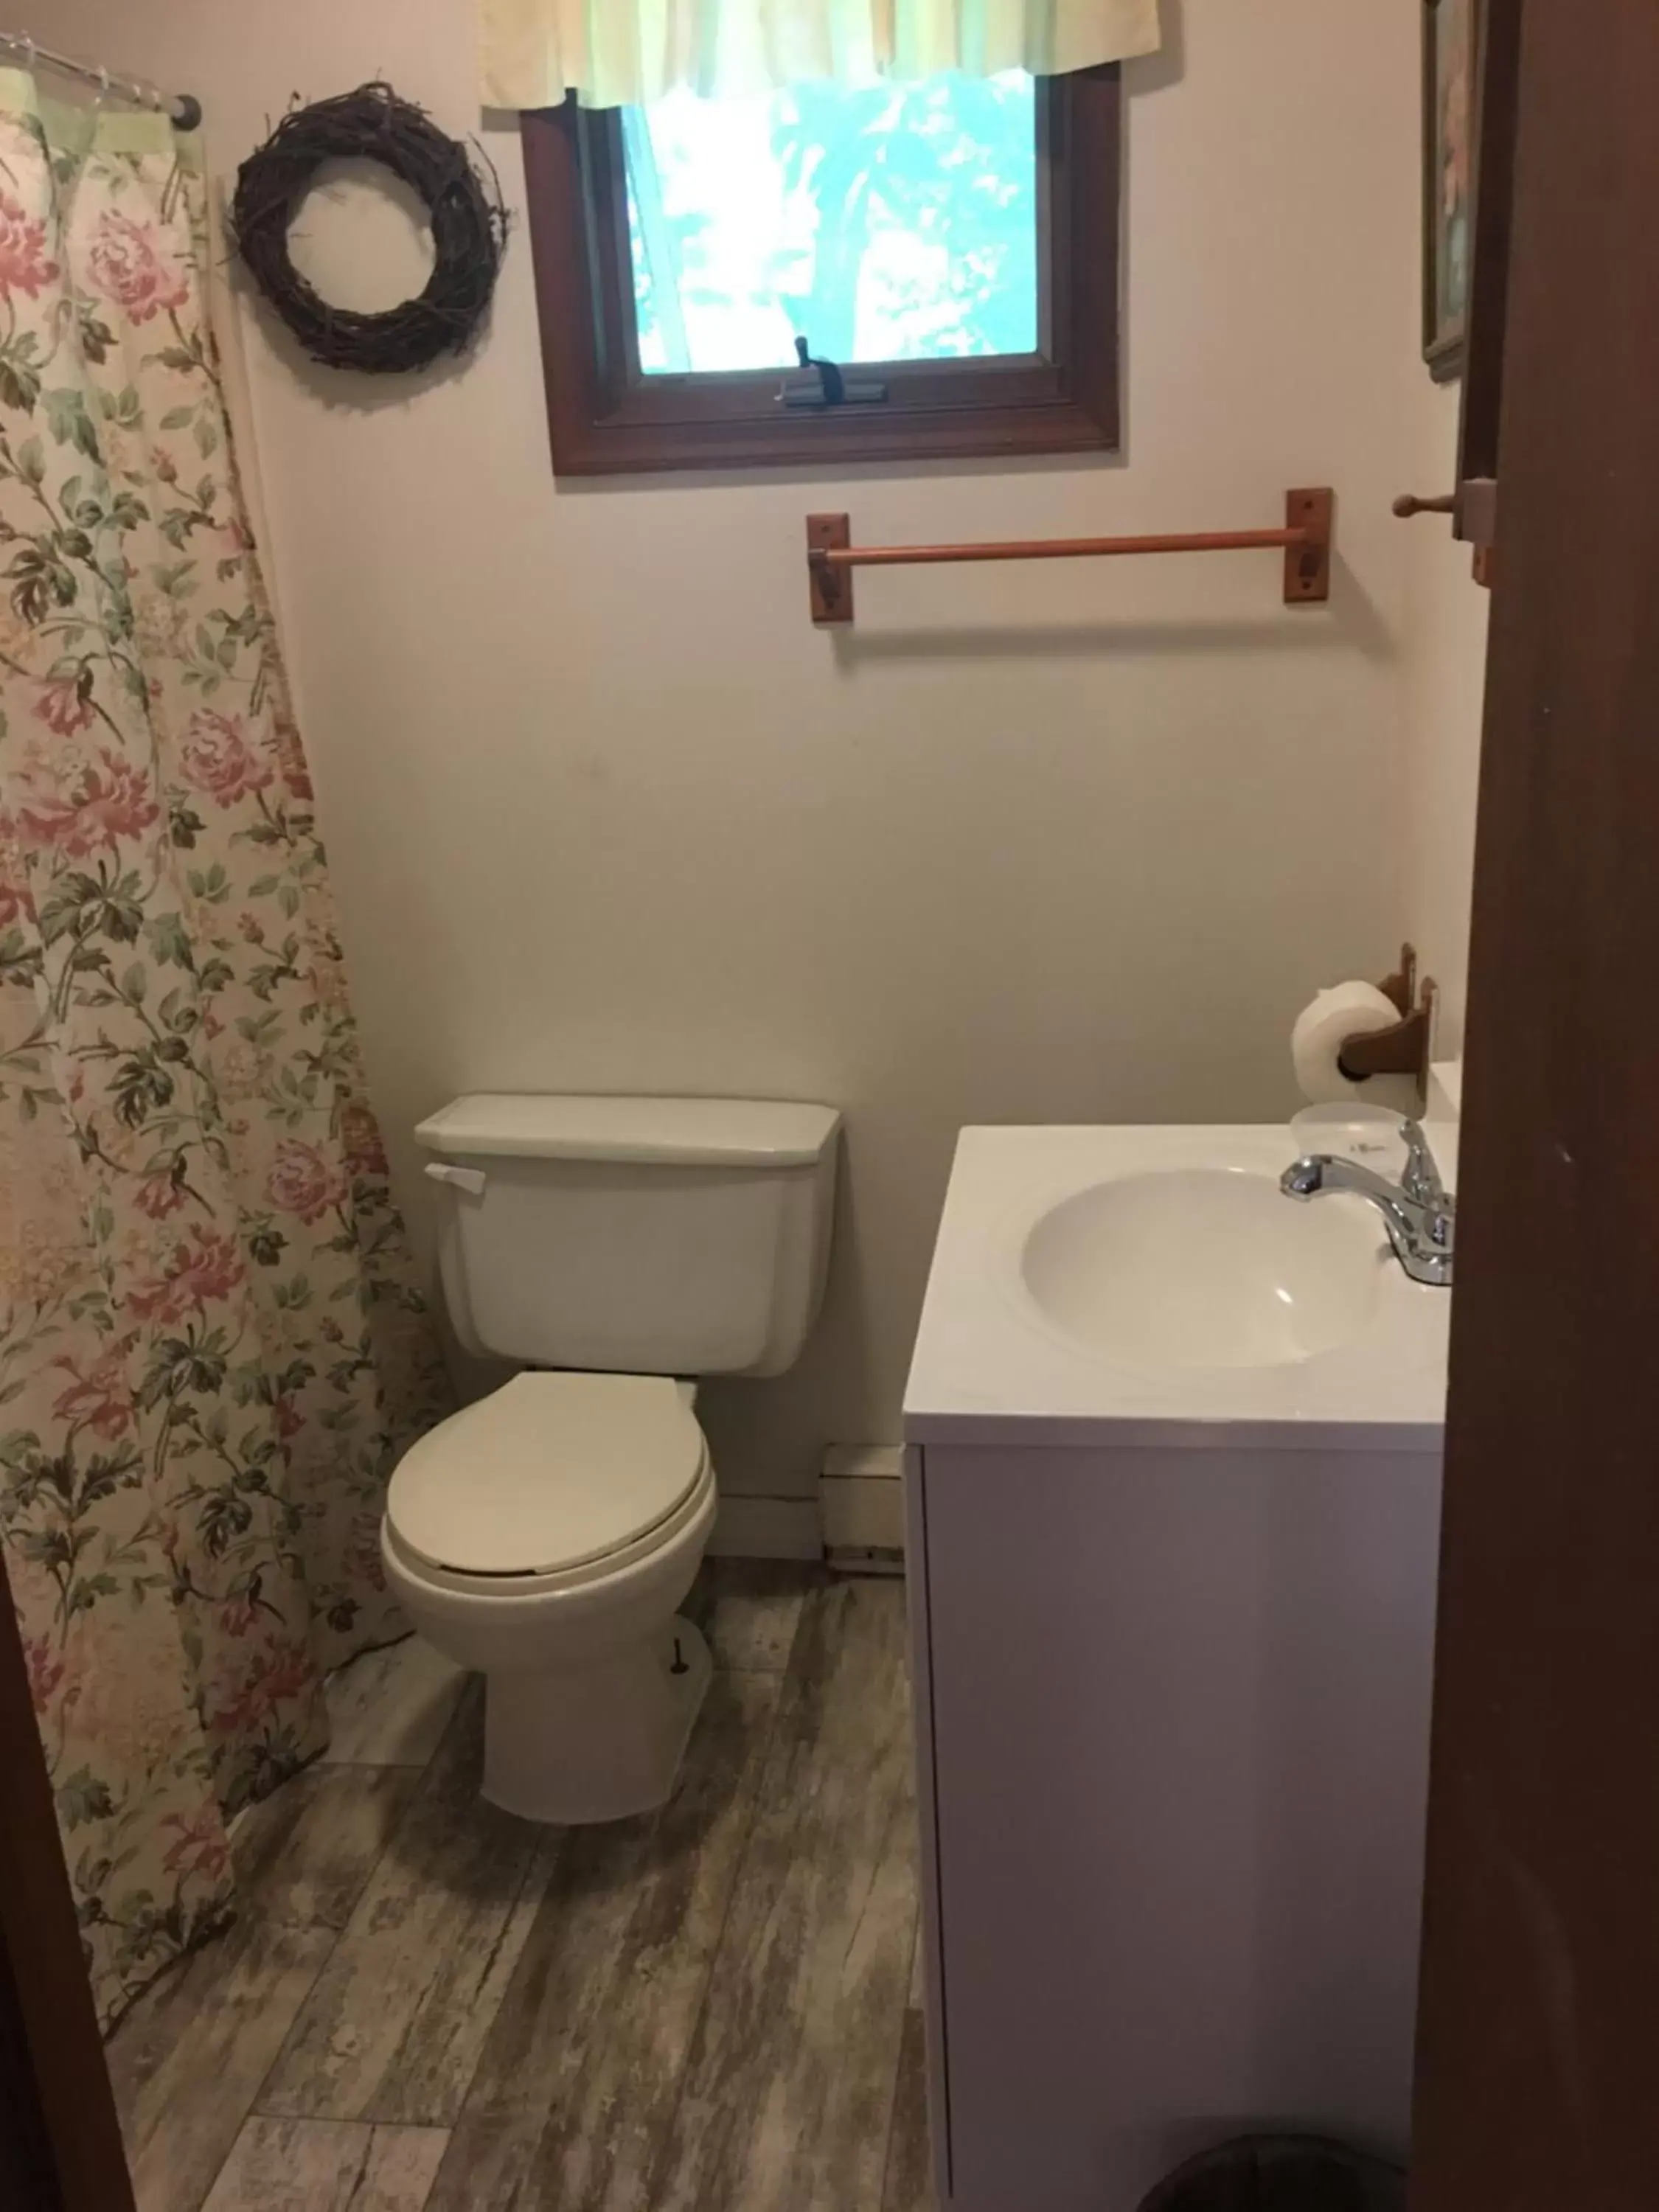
top-left (381, 1371), bottom-right (718, 1823)
top-left (391, 1092), bottom-right (841, 1823)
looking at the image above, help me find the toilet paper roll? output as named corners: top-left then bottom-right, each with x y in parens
top-left (1291, 982), bottom-right (1421, 1116)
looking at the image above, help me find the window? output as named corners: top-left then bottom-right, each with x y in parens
top-left (521, 66), bottom-right (1122, 475)
top-left (625, 74), bottom-right (1039, 375)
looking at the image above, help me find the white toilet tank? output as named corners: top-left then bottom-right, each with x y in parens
top-left (414, 1095), bottom-right (841, 1377)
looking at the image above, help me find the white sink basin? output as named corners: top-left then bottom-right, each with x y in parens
top-left (1021, 1167), bottom-right (1385, 1371)
top-left (905, 1125), bottom-right (1452, 1446)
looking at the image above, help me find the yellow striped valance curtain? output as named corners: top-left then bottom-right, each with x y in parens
top-left (481, 0), bottom-right (1161, 108)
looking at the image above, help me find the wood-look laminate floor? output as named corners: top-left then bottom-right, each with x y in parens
top-left (105, 1565), bottom-right (931, 2212)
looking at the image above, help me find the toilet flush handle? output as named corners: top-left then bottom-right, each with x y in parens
top-left (424, 1162), bottom-right (487, 1198)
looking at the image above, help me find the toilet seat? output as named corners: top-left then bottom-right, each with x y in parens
top-left (386, 1372), bottom-right (708, 1582)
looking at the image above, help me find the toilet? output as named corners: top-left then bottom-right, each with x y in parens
top-left (380, 1093), bottom-right (841, 1824)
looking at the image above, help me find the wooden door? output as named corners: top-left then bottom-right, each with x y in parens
top-left (0, 1546), bottom-right (136, 2210)
top-left (1411, 4), bottom-right (1659, 2206)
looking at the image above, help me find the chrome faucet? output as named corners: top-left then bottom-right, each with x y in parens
top-left (1280, 1119), bottom-right (1455, 1287)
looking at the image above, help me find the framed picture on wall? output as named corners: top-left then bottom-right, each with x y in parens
top-left (1423, 0), bottom-right (1475, 381)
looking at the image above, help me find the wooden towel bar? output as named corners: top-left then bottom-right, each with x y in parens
top-left (807, 488), bottom-right (1334, 626)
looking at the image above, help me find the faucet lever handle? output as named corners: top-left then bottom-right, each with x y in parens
top-left (1398, 1119), bottom-right (1441, 1206)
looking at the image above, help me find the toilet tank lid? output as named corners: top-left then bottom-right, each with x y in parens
top-left (414, 1093), bottom-right (842, 1167)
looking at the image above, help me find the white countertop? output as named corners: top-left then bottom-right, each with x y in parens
top-left (903, 1121), bottom-right (1451, 1453)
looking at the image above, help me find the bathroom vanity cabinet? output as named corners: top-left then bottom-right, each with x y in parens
top-left (902, 1127), bottom-right (1448, 2212)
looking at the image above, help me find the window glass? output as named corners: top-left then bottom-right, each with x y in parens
top-left (623, 71), bottom-right (1039, 375)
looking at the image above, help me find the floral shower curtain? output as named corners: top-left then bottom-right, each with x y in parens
top-left (0, 77), bottom-right (451, 2029)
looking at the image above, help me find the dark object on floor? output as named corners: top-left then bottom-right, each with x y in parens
top-left (232, 82), bottom-right (509, 375)
top-left (1137, 2135), bottom-right (1406, 2212)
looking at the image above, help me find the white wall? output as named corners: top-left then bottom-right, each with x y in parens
top-left (1399, 384), bottom-right (1492, 1057)
top-left (51, 0), bottom-right (1427, 1499)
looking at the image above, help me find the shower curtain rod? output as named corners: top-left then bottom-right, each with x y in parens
top-left (0, 29), bottom-right (201, 131)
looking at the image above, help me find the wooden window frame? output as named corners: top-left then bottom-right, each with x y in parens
top-left (519, 67), bottom-right (1123, 477)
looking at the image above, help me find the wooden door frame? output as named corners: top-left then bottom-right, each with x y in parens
top-left (1411, 2), bottom-right (1659, 2205)
top-left (0, 1545), bottom-right (135, 2210)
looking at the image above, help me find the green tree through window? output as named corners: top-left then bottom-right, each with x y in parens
top-left (625, 72), bottom-right (1038, 375)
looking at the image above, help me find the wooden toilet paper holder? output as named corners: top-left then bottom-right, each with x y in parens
top-left (1338, 944), bottom-right (1437, 1091)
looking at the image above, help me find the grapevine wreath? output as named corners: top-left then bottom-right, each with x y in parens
top-left (231, 82), bottom-right (509, 375)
